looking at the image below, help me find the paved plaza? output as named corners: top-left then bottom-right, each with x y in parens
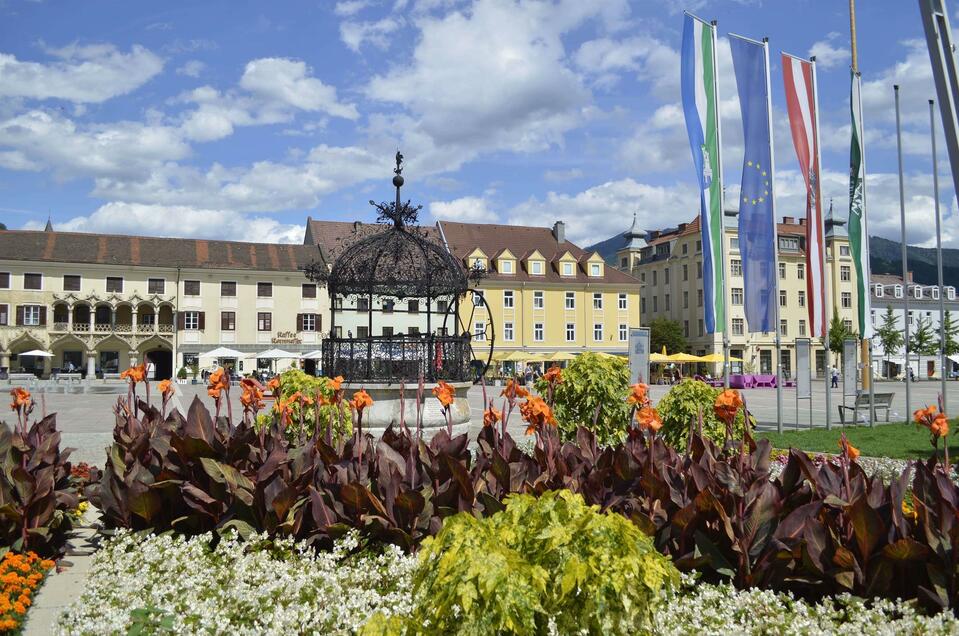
top-left (3, 379), bottom-right (958, 466)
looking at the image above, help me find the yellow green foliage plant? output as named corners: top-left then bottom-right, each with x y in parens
top-left (655, 379), bottom-right (750, 449)
top-left (256, 370), bottom-right (352, 442)
top-left (362, 490), bottom-right (678, 635)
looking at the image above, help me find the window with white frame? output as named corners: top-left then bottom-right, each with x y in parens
top-left (683, 264), bottom-right (689, 280)
top-left (798, 290), bottom-right (806, 307)
top-left (914, 286), bottom-right (923, 299)
top-left (562, 262), bottom-right (574, 276)
top-left (257, 312), bottom-right (272, 331)
top-left (875, 284), bottom-right (884, 297)
top-left (533, 291), bottom-right (544, 309)
top-left (619, 323), bottom-right (627, 341)
top-left (185, 311), bottom-right (200, 330)
top-left (730, 237), bottom-right (739, 250)
top-left (799, 319), bottom-right (806, 336)
top-left (841, 292), bottom-right (852, 308)
top-left (779, 290), bottom-right (787, 307)
top-left (697, 262), bottom-right (703, 279)
top-left (780, 319), bottom-right (788, 336)
top-left (531, 260), bottom-right (544, 275)
top-left (474, 321), bottom-right (486, 341)
top-left (797, 263), bottom-right (805, 279)
top-left (948, 287), bottom-right (956, 300)
top-left (618, 293), bottom-right (627, 310)
top-left (593, 293), bottom-right (602, 309)
top-left (779, 262), bottom-right (786, 279)
top-left (500, 260), bottom-right (513, 274)
top-left (0, 304), bottom-right (7, 326)
top-left (503, 321), bottom-right (514, 341)
top-left (894, 285), bottom-right (903, 298)
top-left (503, 290), bottom-right (514, 308)
top-left (565, 292), bottom-right (575, 310)
top-left (840, 245), bottom-right (850, 256)
top-left (534, 323), bottom-right (544, 341)
top-left (731, 259), bottom-right (742, 276)
top-left (932, 287), bottom-right (940, 300)
top-left (593, 323), bottom-right (603, 341)
top-left (732, 287), bottom-right (744, 305)
top-left (840, 265), bottom-right (851, 282)
top-left (732, 318), bottom-right (744, 335)
top-left (23, 305), bottom-right (41, 326)
top-left (566, 323), bottom-right (576, 342)
top-left (302, 314), bottom-right (316, 331)
top-left (590, 263), bottom-right (601, 277)
top-left (843, 319), bottom-right (853, 331)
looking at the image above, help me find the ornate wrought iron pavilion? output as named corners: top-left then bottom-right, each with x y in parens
top-left (306, 152), bottom-right (493, 384)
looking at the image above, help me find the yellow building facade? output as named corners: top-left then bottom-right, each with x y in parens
top-left (439, 220), bottom-right (642, 362)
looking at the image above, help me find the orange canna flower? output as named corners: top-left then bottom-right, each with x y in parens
top-left (157, 379), bottom-right (173, 396)
top-left (543, 365), bottom-right (563, 385)
top-left (627, 383), bottom-right (649, 406)
top-left (266, 377), bottom-right (280, 395)
top-left (432, 381), bottom-right (456, 408)
top-left (714, 389), bottom-right (744, 424)
top-left (520, 396), bottom-right (556, 435)
top-left (932, 414), bottom-right (950, 438)
top-left (483, 406), bottom-right (502, 427)
top-left (914, 405), bottom-right (939, 424)
top-left (328, 375), bottom-right (344, 392)
top-left (239, 378), bottom-right (265, 412)
top-left (838, 436), bottom-right (861, 461)
top-left (635, 406), bottom-right (663, 432)
top-left (207, 367), bottom-right (230, 400)
top-left (9, 388), bottom-right (30, 411)
top-left (351, 389), bottom-right (373, 414)
top-left (120, 363), bottom-right (147, 385)
top-left (501, 378), bottom-right (529, 401)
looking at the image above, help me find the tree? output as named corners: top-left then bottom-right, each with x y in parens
top-left (649, 317), bottom-right (686, 356)
top-left (876, 305), bottom-right (904, 378)
top-left (909, 315), bottom-right (938, 356)
top-left (942, 310), bottom-right (959, 357)
top-left (828, 308), bottom-right (856, 363)
top-left (0, 222), bottom-right (6, 230)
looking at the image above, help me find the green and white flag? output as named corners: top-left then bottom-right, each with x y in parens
top-left (847, 70), bottom-right (872, 338)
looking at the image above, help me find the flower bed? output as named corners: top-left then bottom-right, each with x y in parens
top-left (0, 551), bottom-right (54, 633)
top-left (57, 530), bottom-right (416, 636)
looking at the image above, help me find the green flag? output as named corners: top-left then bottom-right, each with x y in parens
top-left (848, 70), bottom-right (872, 337)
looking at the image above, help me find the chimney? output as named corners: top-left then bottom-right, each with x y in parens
top-left (799, 218), bottom-right (807, 226)
top-left (907, 271), bottom-right (914, 283)
top-left (353, 221), bottom-right (361, 231)
top-left (783, 216), bottom-right (794, 224)
top-left (678, 222), bottom-right (687, 231)
top-left (553, 220), bottom-right (566, 243)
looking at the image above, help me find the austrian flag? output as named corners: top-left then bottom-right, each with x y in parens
top-left (782, 53), bottom-right (827, 339)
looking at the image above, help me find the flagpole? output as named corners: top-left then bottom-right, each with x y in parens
top-left (762, 37), bottom-right (785, 433)
top-left (895, 85), bottom-right (912, 419)
top-left (930, 99), bottom-right (948, 412)
top-left (711, 19), bottom-right (732, 391)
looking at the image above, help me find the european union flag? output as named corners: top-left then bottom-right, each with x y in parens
top-left (730, 34), bottom-right (776, 334)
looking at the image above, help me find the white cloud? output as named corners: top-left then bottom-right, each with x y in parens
top-left (808, 33), bottom-right (851, 70)
top-left (574, 35), bottom-right (679, 96)
top-left (366, 0), bottom-right (625, 166)
top-left (29, 202), bottom-right (303, 243)
top-left (0, 110), bottom-right (189, 179)
top-left (508, 178), bottom-right (698, 246)
top-left (334, 0), bottom-right (372, 16)
top-left (543, 168), bottom-right (583, 182)
top-left (239, 58), bottom-right (358, 119)
top-left (340, 17), bottom-right (403, 52)
top-left (176, 60), bottom-right (206, 78)
top-left (430, 196), bottom-right (499, 222)
top-left (0, 43), bottom-right (163, 103)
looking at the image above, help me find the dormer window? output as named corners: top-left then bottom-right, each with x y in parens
top-left (948, 287), bottom-right (956, 300)
top-left (472, 258), bottom-right (486, 271)
top-left (932, 287), bottom-right (940, 300)
top-left (589, 263), bottom-right (602, 277)
top-left (874, 285), bottom-right (884, 297)
top-left (894, 285), bottom-right (903, 298)
top-left (914, 286), bottom-right (923, 299)
top-left (530, 260), bottom-right (544, 275)
top-left (562, 262), bottom-right (574, 276)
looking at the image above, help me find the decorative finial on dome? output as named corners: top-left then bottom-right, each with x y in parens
top-left (370, 150), bottom-right (421, 229)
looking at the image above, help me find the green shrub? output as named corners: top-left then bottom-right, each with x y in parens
top-left (655, 379), bottom-right (748, 448)
top-left (533, 352), bottom-right (631, 445)
top-left (256, 369), bottom-right (352, 442)
top-left (363, 490), bottom-right (678, 635)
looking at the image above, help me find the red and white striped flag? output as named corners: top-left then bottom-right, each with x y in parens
top-left (782, 53), bottom-right (827, 338)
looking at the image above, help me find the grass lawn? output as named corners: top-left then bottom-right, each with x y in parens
top-left (758, 420), bottom-right (959, 460)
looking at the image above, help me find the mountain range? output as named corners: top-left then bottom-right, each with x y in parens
top-left (586, 233), bottom-right (959, 289)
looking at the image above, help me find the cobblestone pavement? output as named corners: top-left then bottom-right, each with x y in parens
top-left (2, 379), bottom-right (957, 466)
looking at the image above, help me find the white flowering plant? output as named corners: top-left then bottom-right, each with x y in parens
top-left (56, 530), bottom-right (416, 636)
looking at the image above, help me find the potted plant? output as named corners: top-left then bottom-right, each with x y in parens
top-left (176, 366), bottom-right (188, 384)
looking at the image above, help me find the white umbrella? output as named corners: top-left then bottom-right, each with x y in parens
top-left (202, 347), bottom-right (245, 358)
top-left (19, 350), bottom-right (53, 357)
top-left (301, 350), bottom-right (323, 359)
top-left (253, 348), bottom-right (298, 359)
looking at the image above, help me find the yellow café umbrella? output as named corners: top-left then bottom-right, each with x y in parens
top-left (492, 350), bottom-right (516, 361)
top-left (698, 352), bottom-right (743, 363)
top-left (667, 352), bottom-right (705, 363)
top-left (547, 351), bottom-right (578, 361)
top-left (522, 352), bottom-right (552, 362)
top-left (650, 351), bottom-right (670, 363)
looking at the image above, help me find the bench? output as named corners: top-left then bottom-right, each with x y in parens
top-left (7, 373), bottom-right (37, 382)
top-left (838, 392), bottom-right (894, 424)
top-left (55, 373), bottom-right (81, 382)
top-left (102, 372), bottom-right (122, 380)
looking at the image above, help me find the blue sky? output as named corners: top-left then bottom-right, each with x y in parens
top-left (0, 0), bottom-right (954, 248)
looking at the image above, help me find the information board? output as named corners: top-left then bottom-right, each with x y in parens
top-left (843, 338), bottom-right (858, 397)
top-left (628, 328), bottom-right (650, 385)
top-left (796, 338), bottom-right (811, 399)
